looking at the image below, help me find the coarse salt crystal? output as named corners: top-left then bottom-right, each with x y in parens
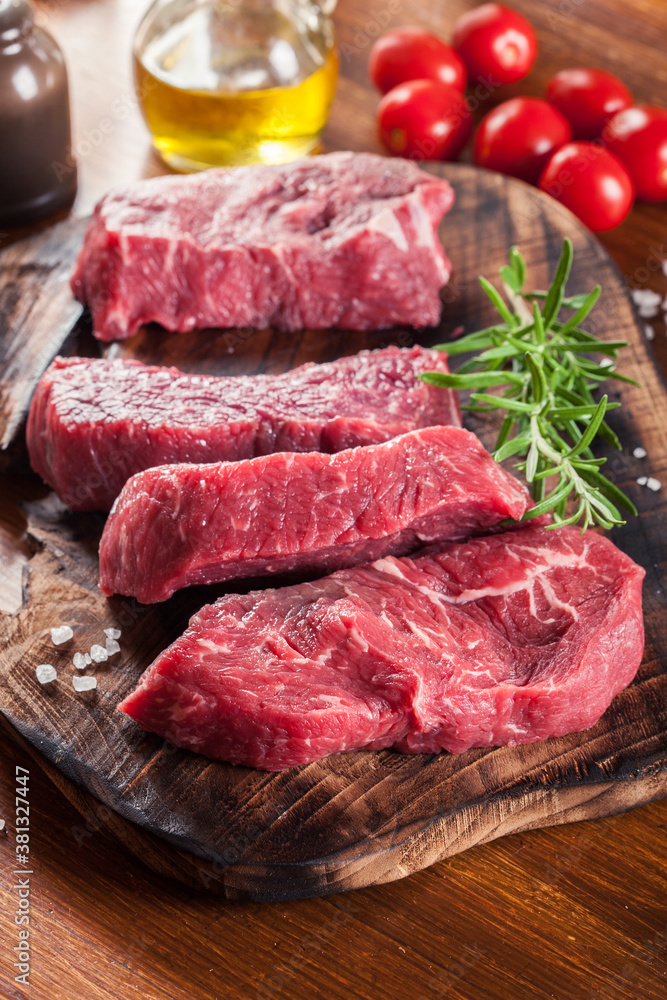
top-left (84, 653), bottom-right (91, 665)
top-left (0, 819), bottom-right (5, 832)
top-left (638, 304), bottom-right (659, 319)
top-left (662, 260), bottom-right (667, 277)
top-left (644, 325), bottom-right (655, 341)
top-left (637, 476), bottom-right (662, 491)
top-left (105, 637), bottom-right (120, 656)
top-left (36, 664), bottom-right (57, 684)
top-left (633, 447), bottom-right (647, 459)
top-left (90, 644), bottom-right (108, 663)
top-left (73, 652), bottom-right (87, 670)
top-left (599, 357), bottom-right (614, 368)
top-left (632, 289), bottom-right (662, 306)
top-left (72, 675), bottom-right (97, 692)
top-left (104, 627), bottom-right (121, 640)
top-left (51, 625), bottom-right (73, 645)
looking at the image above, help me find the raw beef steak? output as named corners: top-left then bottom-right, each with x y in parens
top-left (98, 425), bottom-right (532, 603)
top-left (118, 526), bottom-right (645, 770)
top-left (71, 152), bottom-right (455, 342)
top-left (27, 346), bottom-right (459, 511)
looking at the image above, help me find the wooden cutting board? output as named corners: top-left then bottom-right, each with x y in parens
top-left (1, 163), bottom-right (666, 902)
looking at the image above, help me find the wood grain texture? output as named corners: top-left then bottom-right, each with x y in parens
top-left (0, 218), bottom-right (87, 453)
top-left (1, 164), bottom-right (666, 902)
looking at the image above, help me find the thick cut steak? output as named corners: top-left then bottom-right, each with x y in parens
top-left (71, 152), bottom-right (455, 342)
top-left (98, 425), bottom-right (532, 603)
top-left (27, 346), bottom-right (459, 511)
top-left (119, 526), bottom-right (645, 771)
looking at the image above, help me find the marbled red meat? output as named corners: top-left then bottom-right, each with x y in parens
top-left (27, 346), bottom-right (459, 511)
top-left (98, 425), bottom-right (532, 603)
top-left (70, 152), bottom-right (455, 342)
top-left (118, 526), bottom-right (645, 771)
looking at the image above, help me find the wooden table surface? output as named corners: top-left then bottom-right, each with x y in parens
top-left (1, 1), bottom-right (666, 998)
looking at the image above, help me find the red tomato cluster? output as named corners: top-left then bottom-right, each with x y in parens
top-left (369, 5), bottom-right (667, 232)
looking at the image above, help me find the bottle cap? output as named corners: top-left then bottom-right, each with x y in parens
top-left (0, 0), bottom-right (35, 43)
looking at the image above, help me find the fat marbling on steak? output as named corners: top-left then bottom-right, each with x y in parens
top-left (98, 425), bottom-right (532, 603)
top-left (27, 346), bottom-right (459, 511)
top-left (118, 525), bottom-right (645, 770)
top-left (70, 152), bottom-right (455, 342)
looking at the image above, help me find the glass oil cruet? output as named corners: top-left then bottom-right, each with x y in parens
top-left (133, 0), bottom-right (338, 171)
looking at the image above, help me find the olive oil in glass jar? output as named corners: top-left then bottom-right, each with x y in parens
top-left (133, 0), bottom-right (338, 171)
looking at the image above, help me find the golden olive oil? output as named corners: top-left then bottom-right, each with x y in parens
top-left (133, 3), bottom-right (338, 171)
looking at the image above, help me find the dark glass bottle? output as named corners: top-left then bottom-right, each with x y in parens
top-left (0, 0), bottom-right (77, 227)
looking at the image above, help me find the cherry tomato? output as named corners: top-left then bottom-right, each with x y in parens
top-left (452, 4), bottom-right (537, 86)
top-left (539, 142), bottom-right (634, 231)
top-left (378, 79), bottom-right (472, 161)
top-left (473, 97), bottom-right (572, 184)
top-left (545, 68), bottom-right (632, 140)
top-left (369, 28), bottom-right (467, 94)
top-left (604, 105), bottom-right (667, 202)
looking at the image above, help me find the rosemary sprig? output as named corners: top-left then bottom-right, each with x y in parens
top-left (421, 239), bottom-right (638, 531)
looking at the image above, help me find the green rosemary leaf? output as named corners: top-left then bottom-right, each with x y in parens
top-left (549, 403), bottom-right (621, 419)
top-left (602, 370), bottom-right (641, 387)
top-left (419, 240), bottom-right (638, 530)
top-left (495, 414), bottom-right (515, 451)
top-left (577, 467), bottom-right (638, 515)
top-left (420, 371), bottom-right (524, 389)
top-left (434, 328), bottom-right (500, 355)
top-left (479, 276), bottom-right (516, 326)
top-left (493, 433), bottom-right (534, 462)
top-left (565, 396), bottom-right (608, 457)
top-left (500, 264), bottom-right (522, 293)
top-left (468, 394), bottom-right (535, 412)
top-left (523, 480), bottom-right (575, 518)
top-left (525, 353), bottom-right (547, 404)
top-left (557, 285), bottom-right (602, 335)
top-left (542, 239), bottom-right (573, 328)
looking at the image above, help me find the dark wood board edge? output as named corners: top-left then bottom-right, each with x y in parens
top-left (4, 715), bottom-right (666, 902)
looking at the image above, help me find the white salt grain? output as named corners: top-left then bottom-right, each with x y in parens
top-left (51, 625), bottom-right (73, 645)
top-left (638, 304), bottom-right (659, 319)
top-left (662, 260), bottom-right (667, 277)
top-left (599, 357), bottom-right (614, 368)
top-left (632, 289), bottom-right (662, 306)
top-left (633, 447), bottom-right (648, 459)
top-left (90, 644), bottom-right (108, 663)
top-left (72, 675), bottom-right (97, 692)
top-left (644, 325), bottom-right (655, 341)
top-left (0, 819), bottom-right (5, 832)
top-left (36, 664), bottom-right (57, 684)
top-left (84, 653), bottom-right (92, 665)
top-left (637, 476), bottom-right (662, 491)
top-left (104, 628), bottom-right (121, 640)
top-left (105, 637), bottom-right (121, 656)
top-left (73, 652), bottom-right (87, 670)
